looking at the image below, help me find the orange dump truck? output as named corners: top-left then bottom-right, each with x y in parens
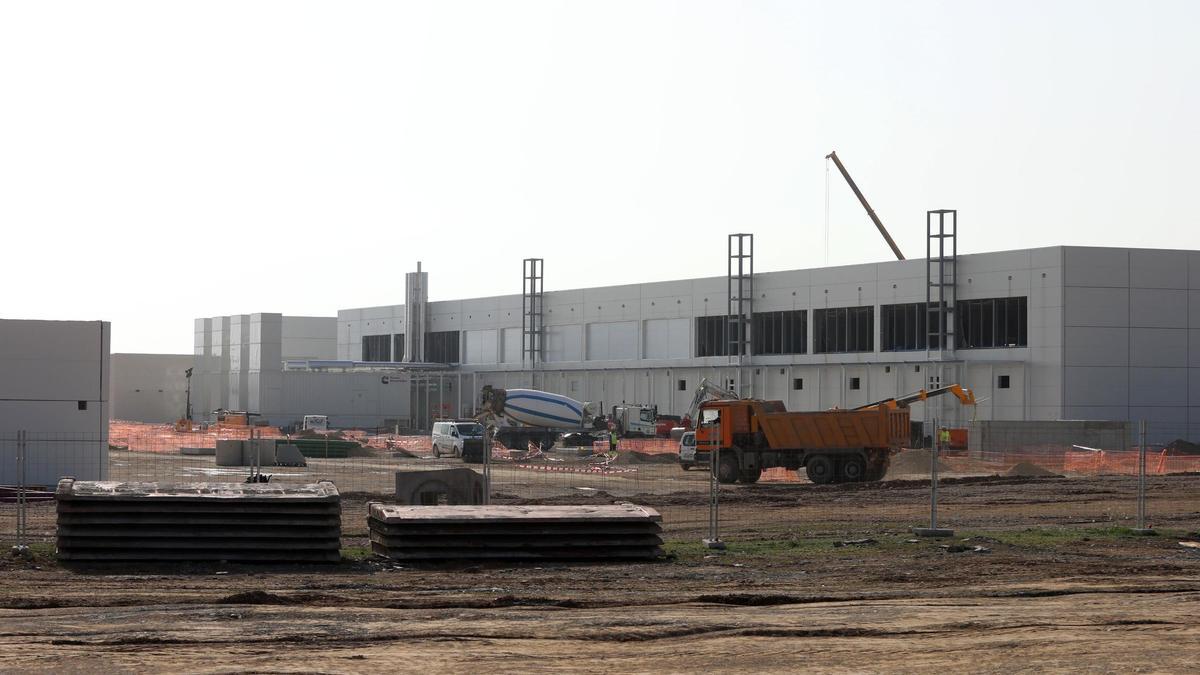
top-left (696, 384), bottom-right (974, 484)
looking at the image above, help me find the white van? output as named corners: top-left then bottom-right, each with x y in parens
top-left (679, 430), bottom-right (707, 470)
top-left (431, 420), bottom-right (485, 461)
top-left (302, 415), bottom-right (329, 433)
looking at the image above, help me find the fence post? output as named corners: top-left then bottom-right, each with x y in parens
top-left (482, 424), bottom-right (492, 505)
top-left (914, 418), bottom-right (954, 537)
top-left (1133, 420), bottom-right (1153, 535)
top-left (12, 430), bottom-right (30, 557)
top-left (703, 444), bottom-right (724, 549)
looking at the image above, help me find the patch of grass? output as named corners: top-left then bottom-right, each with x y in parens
top-left (340, 546), bottom-right (375, 562)
top-left (664, 535), bottom-right (909, 562)
top-left (963, 526), bottom-right (1185, 549)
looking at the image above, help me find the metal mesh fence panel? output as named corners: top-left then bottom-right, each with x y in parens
top-left (4, 419), bottom-right (1197, 552)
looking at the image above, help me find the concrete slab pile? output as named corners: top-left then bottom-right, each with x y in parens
top-left (368, 503), bottom-right (664, 561)
top-left (55, 479), bottom-right (341, 562)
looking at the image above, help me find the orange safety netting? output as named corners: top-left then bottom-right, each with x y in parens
top-left (108, 421), bottom-right (284, 453)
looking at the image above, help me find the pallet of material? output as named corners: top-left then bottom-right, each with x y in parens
top-left (368, 504), bottom-right (664, 561)
top-left (55, 479), bottom-right (342, 563)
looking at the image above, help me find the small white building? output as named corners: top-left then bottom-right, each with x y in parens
top-left (0, 319), bottom-right (110, 487)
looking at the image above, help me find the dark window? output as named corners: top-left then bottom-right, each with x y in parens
top-left (849, 377), bottom-right (861, 390)
top-left (813, 306), bottom-right (874, 353)
top-left (792, 378), bottom-right (803, 390)
top-left (998, 375), bottom-right (1011, 389)
top-left (880, 303), bottom-right (928, 351)
top-left (426, 331), bottom-right (460, 363)
top-left (362, 335), bottom-right (391, 362)
top-left (678, 379), bottom-right (687, 391)
top-left (696, 316), bottom-right (732, 357)
top-left (77, 400), bottom-right (87, 411)
top-left (751, 310), bottom-right (807, 355)
top-left (956, 297), bottom-right (1028, 349)
top-left (392, 334), bottom-right (406, 362)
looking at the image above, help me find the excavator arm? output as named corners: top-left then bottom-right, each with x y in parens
top-left (855, 384), bottom-right (976, 411)
top-left (684, 378), bottom-right (739, 424)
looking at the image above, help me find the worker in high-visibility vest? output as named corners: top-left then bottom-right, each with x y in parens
top-left (938, 428), bottom-right (951, 448)
top-left (609, 429), bottom-right (619, 452)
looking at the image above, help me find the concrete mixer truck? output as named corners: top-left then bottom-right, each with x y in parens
top-left (478, 385), bottom-right (607, 451)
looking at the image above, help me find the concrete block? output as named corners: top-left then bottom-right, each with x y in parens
top-left (967, 420), bottom-right (1130, 457)
top-left (394, 468), bottom-right (485, 505)
top-left (274, 444), bottom-right (307, 467)
top-left (215, 440), bottom-right (243, 466)
top-left (180, 447), bottom-right (216, 456)
top-left (244, 439), bottom-right (276, 466)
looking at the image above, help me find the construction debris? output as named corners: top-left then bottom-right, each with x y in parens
top-left (368, 503), bottom-right (664, 561)
top-left (55, 479), bottom-right (341, 563)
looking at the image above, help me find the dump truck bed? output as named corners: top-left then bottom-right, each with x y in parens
top-left (755, 403), bottom-right (909, 450)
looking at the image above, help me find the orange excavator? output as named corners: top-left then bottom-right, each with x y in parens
top-left (695, 384), bottom-right (976, 485)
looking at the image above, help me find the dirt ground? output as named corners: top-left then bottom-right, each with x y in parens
top-left (1, 473), bottom-right (1198, 672)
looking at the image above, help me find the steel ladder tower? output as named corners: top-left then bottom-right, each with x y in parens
top-left (522, 258), bottom-right (545, 387)
top-left (925, 210), bottom-right (958, 430)
top-left (727, 234), bottom-right (754, 398)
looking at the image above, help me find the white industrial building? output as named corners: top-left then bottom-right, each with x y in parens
top-left (190, 245), bottom-right (1200, 440)
top-left (0, 319), bottom-right (110, 486)
top-left (109, 353), bottom-right (194, 424)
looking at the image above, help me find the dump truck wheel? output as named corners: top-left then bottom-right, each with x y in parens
top-left (738, 466), bottom-right (762, 484)
top-left (716, 453), bottom-right (740, 484)
top-left (840, 457), bottom-right (866, 482)
top-left (805, 455), bottom-right (835, 484)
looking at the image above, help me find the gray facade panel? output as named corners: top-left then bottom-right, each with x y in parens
top-left (1129, 367), bottom-right (1187, 406)
top-left (1129, 249), bottom-right (1189, 289)
top-left (1064, 287), bottom-right (1129, 327)
top-left (1064, 326), bottom-right (1128, 367)
top-left (1064, 366), bottom-right (1128, 407)
top-left (1129, 288), bottom-right (1187, 328)
top-left (1129, 328), bottom-right (1187, 368)
top-left (1064, 247), bottom-right (1128, 287)
top-left (1063, 405), bottom-right (1130, 421)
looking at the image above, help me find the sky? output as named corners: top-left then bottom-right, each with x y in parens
top-left (2, 1), bottom-right (1198, 354)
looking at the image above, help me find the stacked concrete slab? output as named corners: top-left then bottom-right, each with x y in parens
top-left (56, 479), bottom-right (341, 562)
top-left (368, 504), bottom-right (663, 561)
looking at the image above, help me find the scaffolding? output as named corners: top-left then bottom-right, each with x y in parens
top-left (522, 258), bottom-right (544, 371)
top-left (727, 234), bottom-right (753, 397)
top-left (925, 210), bottom-right (958, 427)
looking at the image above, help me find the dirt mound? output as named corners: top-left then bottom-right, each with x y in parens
top-left (1004, 461), bottom-right (1059, 477)
top-left (615, 451), bottom-right (678, 465)
top-left (886, 449), bottom-right (948, 476)
top-left (1166, 439), bottom-right (1200, 455)
top-left (217, 590), bottom-right (295, 605)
